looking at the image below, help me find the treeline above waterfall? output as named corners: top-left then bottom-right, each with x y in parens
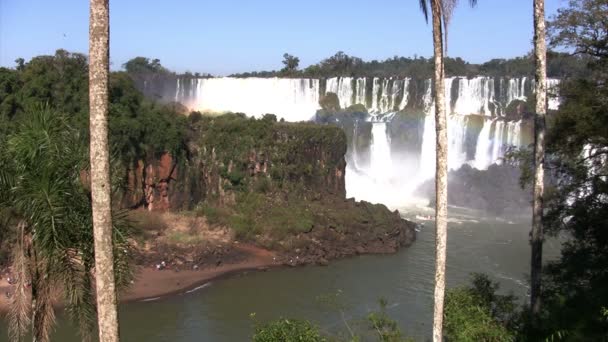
top-left (230, 50), bottom-right (590, 79)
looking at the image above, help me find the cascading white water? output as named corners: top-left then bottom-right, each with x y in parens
top-left (371, 78), bottom-right (381, 113)
top-left (490, 120), bottom-right (506, 164)
top-left (355, 78), bottom-right (367, 106)
top-left (417, 113), bottom-right (483, 182)
top-left (398, 78), bottom-right (410, 110)
top-left (418, 112), bottom-right (436, 181)
top-left (474, 119), bottom-right (494, 170)
top-left (377, 79), bottom-right (392, 113)
top-left (326, 77), bottom-right (354, 109)
top-left (505, 120), bottom-right (521, 147)
top-left (507, 77), bottom-right (527, 105)
top-left (450, 77), bottom-right (495, 116)
top-left (170, 75), bottom-right (549, 207)
top-left (183, 77), bottom-right (320, 121)
top-left (448, 115), bottom-right (469, 169)
top-left (370, 122), bottom-right (393, 180)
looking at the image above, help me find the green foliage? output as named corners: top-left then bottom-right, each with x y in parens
top-left (253, 177), bottom-right (272, 193)
top-left (514, 2), bottom-right (608, 339)
top-left (367, 299), bottom-right (412, 342)
top-left (549, 0), bottom-right (608, 71)
top-left (319, 92), bottom-right (341, 111)
top-left (0, 51), bottom-right (188, 166)
top-left (226, 192), bottom-right (313, 241)
top-left (108, 72), bottom-right (188, 161)
top-left (252, 318), bottom-right (325, 342)
top-left (0, 107), bottom-right (134, 341)
top-left (281, 53), bottom-right (300, 75)
top-left (123, 57), bottom-right (169, 75)
top-left (444, 274), bottom-right (517, 342)
top-left (193, 112), bottom-right (345, 186)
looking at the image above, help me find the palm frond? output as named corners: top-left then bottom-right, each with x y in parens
top-left (440, 0), bottom-right (478, 53)
top-left (32, 265), bottom-right (56, 342)
top-left (8, 222), bottom-right (32, 342)
top-left (111, 208), bottom-right (136, 292)
top-left (419, 0), bottom-right (429, 23)
top-left (59, 248), bottom-right (97, 342)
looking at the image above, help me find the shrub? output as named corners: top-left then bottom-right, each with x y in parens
top-left (444, 274), bottom-right (516, 342)
top-left (253, 318), bottom-right (325, 342)
top-left (367, 298), bottom-right (412, 342)
top-left (253, 177), bottom-right (272, 193)
top-left (128, 210), bottom-right (167, 233)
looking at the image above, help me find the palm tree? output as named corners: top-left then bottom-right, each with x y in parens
top-left (89, 0), bottom-right (121, 340)
top-left (0, 107), bottom-right (133, 342)
top-left (418, 1), bottom-right (476, 340)
top-left (530, 0), bottom-right (547, 316)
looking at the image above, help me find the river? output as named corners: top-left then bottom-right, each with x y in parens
top-left (0, 206), bottom-right (561, 341)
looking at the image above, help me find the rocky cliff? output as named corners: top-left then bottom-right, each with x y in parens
top-left (118, 113), bottom-right (416, 261)
top-left (120, 113), bottom-right (346, 211)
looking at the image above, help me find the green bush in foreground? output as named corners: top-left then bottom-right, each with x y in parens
top-left (444, 274), bottom-right (517, 342)
top-left (367, 298), bottom-right (413, 342)
top-left (253, 318), bottom-right (325, 342)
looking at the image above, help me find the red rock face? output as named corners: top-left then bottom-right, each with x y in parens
top-left (120, 145), bottom-right (346, 212)
top-left (143, 153), bottom-right (176, 211)
top-left (121, 153), bottom-right (177, 211)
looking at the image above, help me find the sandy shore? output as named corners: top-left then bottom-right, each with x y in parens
top-left (0, 244), bottom-right (278, 314)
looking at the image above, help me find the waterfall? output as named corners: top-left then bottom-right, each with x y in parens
top-left (474, 119), bottom-right (494, 169)
top-left (505, 120), bottom-right (522, 147)
top-left (377, 79), bottom-right (393, 113)
top-left (355, 78), bottom-right (366, 105)
top-left (448, 114), bottom-right (469, 169)
top-left (371, 78), bottom-right (381, 113)
top-left (351, 121), bottom-right (361, 170)
top-left (451, 77), bottom-right (495, 116)
top-left (165, 75), bottom-right (556, 207)
top-left (399, 78), bottom-right (410, 110)
top-left (370, 122), bottom-right (393, 180)
top-left (186, 77), bottom-right (320, 121)
top-left (507, 77), bottom-right (527, 105)
top-left (490, 120), bottom-right (506, 164)
top-left (346, 120), bottom-right (410, 206)
top-left (418, 113), bottom-right (436, 182)
top-left (326, 77), bottom-right (354, 108)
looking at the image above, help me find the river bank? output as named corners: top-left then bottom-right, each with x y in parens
top-left (0, 243), bottom-right (278, 314)
top-left (0, 205), bottom-right (415, 315)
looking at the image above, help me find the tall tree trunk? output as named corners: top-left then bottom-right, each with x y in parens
top-left (89, 0), bottom-right (120, 341)
top-left (530, 0), bottom-right (547, 316)
top-left (431, 0), bottom-right (448, 341)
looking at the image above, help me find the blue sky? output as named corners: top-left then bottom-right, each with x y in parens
top-left (1, 0), bottom-right (567, 75)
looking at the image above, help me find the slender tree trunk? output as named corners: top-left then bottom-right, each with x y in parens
top-left (431, 0), bottom-right (448, 341)
top-left (89, 0), bottom-right (120, 341)
top-left (530, 0), bottom-right (547, 316)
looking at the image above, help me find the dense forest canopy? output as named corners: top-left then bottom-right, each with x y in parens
top-left (0, 50), bottom-right (188, 163)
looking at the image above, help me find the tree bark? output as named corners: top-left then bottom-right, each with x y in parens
top-left (431, 0), bottom-right (448, 341)
top-left (530, 0), bottom-right (547, 317)
top-left (89, 0), bottom-right (120, 341)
